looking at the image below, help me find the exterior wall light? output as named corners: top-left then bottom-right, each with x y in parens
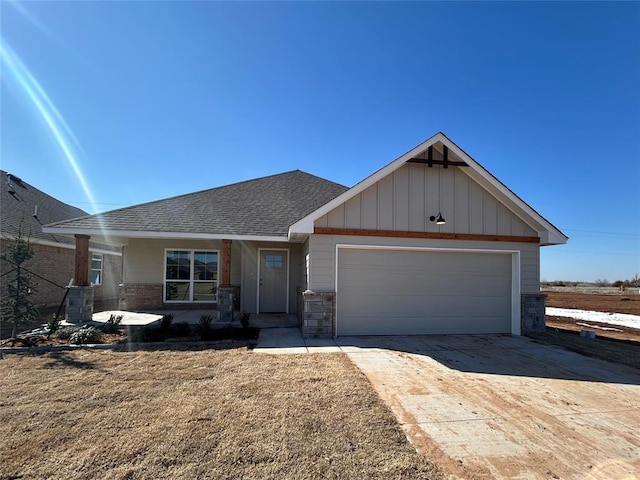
top-left (429, 212), bottom-right (446, 225)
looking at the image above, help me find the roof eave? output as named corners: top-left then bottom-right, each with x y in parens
top-left (41, 227), bottom-right (290, 244)
top-left (540, 230), bottom-right (569, 247)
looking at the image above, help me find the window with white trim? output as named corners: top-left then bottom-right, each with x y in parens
top-left (90, 253), bottom-right (103, 285)
top-left (164, 250), bottom-right (219, 302)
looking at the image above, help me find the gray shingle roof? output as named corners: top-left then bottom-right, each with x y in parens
top-left (1, 170), bottom-right (88, 247)
top-left (46, 170), bottom-right (349, 237)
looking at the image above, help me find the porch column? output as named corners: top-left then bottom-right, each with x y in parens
top-left (66, 234), bottom-right (94, 323)
top-left (221, 239), bottom-right (232, 287)
top-left (74, 234), bottom-right (90, 286)
top-left (218, 239), bottom-right (234, 322)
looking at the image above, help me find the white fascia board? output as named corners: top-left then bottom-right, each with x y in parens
top-left (41, 227), bottom-right (290, 243)
top-left (289, 132), bottom-right (447, 235)
top-left (542, 230), bottom-right (569, 247)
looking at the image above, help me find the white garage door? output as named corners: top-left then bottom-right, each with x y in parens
top-left (337, 248), bottom-right (513, 336)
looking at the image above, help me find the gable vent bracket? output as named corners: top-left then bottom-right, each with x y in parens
top-left (407, 144), bottom-right (468, 167)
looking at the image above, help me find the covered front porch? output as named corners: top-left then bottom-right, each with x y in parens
top-left (65, 233), bottom-right (303, 325)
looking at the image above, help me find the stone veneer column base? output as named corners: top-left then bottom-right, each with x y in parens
top-left (300, 290), bottom-right (335, 338)
top-left (65, 286), bottom-right (94, 324)
top-left (217, 286), bottom-right (234, 322)
top-left (521, 293), bottom-right (547, 334)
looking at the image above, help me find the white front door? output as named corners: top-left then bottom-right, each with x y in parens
top-left (259, 250), bottom-right (288, 313)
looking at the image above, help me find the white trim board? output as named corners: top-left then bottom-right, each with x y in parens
top-left (42, 228), bottom-right (290, 244)
top-left (334, 244), bottom-right (521, 337)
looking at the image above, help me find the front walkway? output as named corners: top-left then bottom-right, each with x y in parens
top-left (254, 327), bottom-right (342, 353)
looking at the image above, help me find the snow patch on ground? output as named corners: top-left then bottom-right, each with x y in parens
top-left (546, 307), bottom-right (640, 330)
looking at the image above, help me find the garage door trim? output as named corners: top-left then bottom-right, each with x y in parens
top-left (335, 244), bottom-right (521, 337)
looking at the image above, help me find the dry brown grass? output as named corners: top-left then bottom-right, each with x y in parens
top-left (0, 348), bottom-right (440, 480)
top-left (528, 329), bottom-right (640, 370)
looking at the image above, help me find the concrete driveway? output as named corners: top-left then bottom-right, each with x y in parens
top-left (341, 335), bottom-right (640, 480)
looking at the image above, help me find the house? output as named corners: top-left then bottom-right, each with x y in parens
top-left (43, 133), bottom-right (567, 337)
top-left (0, 170), bottom-right (122, 313)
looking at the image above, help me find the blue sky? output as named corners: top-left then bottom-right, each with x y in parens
top-left (1, 1), bottom-right (638, 282)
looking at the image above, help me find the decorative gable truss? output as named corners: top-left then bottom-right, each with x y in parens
top-left (289, 132), bottom-right (567, 246)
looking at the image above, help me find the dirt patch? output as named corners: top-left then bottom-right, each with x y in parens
top-left (546, 316), bottom-right (640, 343)
top-left (0, 349), bottom-right (441, 480)
top-left (544, 291), bottom-right (640, 343)
top-left (1, 326), bottom-right (260, 349)
top-left (0, 331), bottom-right (126, 348)
top-left (545, 291), bottom-right (640, 315)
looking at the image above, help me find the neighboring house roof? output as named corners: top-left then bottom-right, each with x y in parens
top-left (289, 132), bottom-right (568, 246)
top-left (0, 170), bottom-right (121, 254)
top-left (45, 170), bottom-right (349, 241)
top-left (1, 170), bottom-right (87, 247)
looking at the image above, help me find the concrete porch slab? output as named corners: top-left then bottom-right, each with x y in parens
top-left (92, 310), bottom-right (164, 326)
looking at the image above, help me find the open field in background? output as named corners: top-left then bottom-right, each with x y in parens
top-left (544, 290), bottom-right (640, 342)
top-left (541, 290), bottom-right (640, 367)
top-left (542, 286), bottom-right (640, 296)
top-left (544, 290), bottom-right (640, 316)
top-left (0, 348), bottom-right (441, 480)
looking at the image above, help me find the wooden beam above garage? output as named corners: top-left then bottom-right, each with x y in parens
top-left (314, 227), bottom-right (540, 244)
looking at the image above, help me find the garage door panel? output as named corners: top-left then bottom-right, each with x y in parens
top-left (339, 293), bottom-right (509, 318)
top-left (337, 249), bottom-right (512, 336)
top-left (340, 315), bottom-right (508, 336)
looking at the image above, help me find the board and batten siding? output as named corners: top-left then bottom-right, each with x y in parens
top-left (315, 163), bottom-right (538, 238)
top-left (307, 234), bottom-right (540, 294)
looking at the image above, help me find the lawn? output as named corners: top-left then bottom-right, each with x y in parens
top-left (0, 348), bottom-right (441, 480)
